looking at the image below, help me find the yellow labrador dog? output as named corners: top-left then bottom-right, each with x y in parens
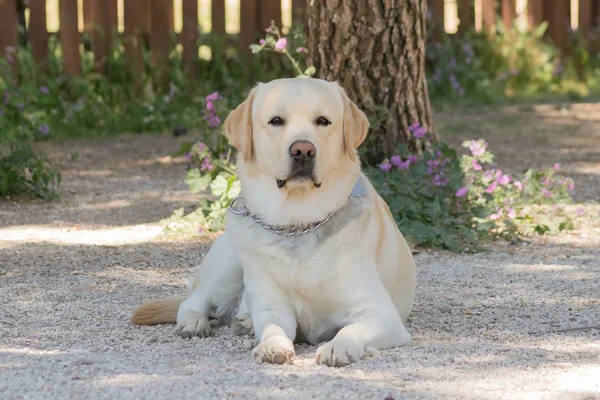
top-left (132, 78), bottom-right (416, 367)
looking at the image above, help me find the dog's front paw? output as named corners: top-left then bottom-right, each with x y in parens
top-left (176, 311), bottom-right (211, 338)
top-left (315, 338), bottom-right (365, 367)
top-left (252, 336), bottom-right (295, 365)
top-left (232, 313), bottom-right (254, 336)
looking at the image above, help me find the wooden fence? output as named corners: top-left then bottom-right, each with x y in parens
top-left (428, 0), bottom-right (600, 51)
top-left (0, 0), bottom-right (307, 79)
top-left (1, 0), bottom-right (599, 81)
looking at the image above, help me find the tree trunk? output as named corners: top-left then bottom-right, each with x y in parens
top-left (307, 0), bottom-right (436, 164)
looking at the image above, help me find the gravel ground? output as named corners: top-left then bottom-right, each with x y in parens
top-left (1, 128), bottom-right (599, 400)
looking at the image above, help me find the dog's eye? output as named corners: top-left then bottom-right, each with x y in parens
top-left (268, 116), bottom-right (285, 126)
top-left (316, 116), bottom-right (331, 126)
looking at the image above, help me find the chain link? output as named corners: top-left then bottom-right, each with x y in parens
top-left (229, 195), bottom-right (336, 236)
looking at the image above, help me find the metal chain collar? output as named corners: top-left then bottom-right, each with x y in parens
top-left (228, 180), bottom-right (365, 237)
top-left (229, 195), bottom-right (336, 237)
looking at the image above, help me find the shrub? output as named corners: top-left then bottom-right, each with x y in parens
top-left (165, 25), bottom-right (577, 252)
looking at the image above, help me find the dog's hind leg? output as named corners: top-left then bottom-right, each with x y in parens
top-left (176, 232), bottom-right (243, 338)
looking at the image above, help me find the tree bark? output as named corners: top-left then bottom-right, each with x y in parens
top-left (307, 0), bottom-right (436, 164)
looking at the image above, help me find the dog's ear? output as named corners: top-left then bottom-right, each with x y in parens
top-left (338, 85), bottom-right (369, 162)
top-left (224, 89), bottom-right (256, 163)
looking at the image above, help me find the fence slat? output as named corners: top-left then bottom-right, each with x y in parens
top-left (501, 0), bottom-right (516, 30)
top-left (481, 0), bottom-right (496, 32)
top-left (151, 0), bottom-right (172, 88)
top-left (239, 0), bottom-right (258, 58)
top-left (291, 0), bottom-right (306, 25)
top-left (28, 0), bottom-right (48, 73)
top-left (258, 0), bottom-right (282, 30)
top-left (579, 0), bottom-right (593, 39)
top-left (527, 0), bottom-right (544, 29)
top-left (124, 0), bottom-right (144, 88)
top-left (457, 0), bottom-right (474, 36)
top-left (212, 0), bottom-right (226, 35)
top-left (182, 0), bottom-right (198, 77)
top-left (0, 0), bottom-right (19, 76)
top-left (545, 0), bottom-right (569, 52)
top-left (59, 0), bottom-right (81, 76)
top-left (92, 0), bottom-right (115, 74)
top-left (427, 0), bottom-right (445, 41)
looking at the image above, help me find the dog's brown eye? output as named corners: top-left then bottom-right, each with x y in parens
top-left (268, 116), bottom-right (285, 126)
top-left (316, 116), bottom-right (331, 126)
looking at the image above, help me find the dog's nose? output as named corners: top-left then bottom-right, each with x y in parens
top-left (289, 140), bottom-right (316, 163)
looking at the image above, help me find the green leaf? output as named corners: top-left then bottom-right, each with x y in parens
top-left (185, 169), bottom-right (211, 194)
top-left (211, 174), bottom-right (229, 197)
top-left (227, 179), bottom-right (241, 199)
top-left (303, 66), bottom-right (316, 77)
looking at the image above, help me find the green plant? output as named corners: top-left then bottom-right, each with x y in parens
top-left (0, 55), bottom-right (61, 198)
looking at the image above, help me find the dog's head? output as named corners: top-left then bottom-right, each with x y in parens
top-left (223, 78), bottom-right (369, 225)
top-left (224, 78), bottom-right (369, 190)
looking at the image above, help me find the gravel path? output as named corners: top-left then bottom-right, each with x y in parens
top-left (1, 128), bottom-right (599, 400)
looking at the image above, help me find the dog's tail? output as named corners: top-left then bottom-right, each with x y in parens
top-left (131, 296), bottom-right (186, 325)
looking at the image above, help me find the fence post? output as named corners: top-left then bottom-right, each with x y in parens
top-left (457, 0), bottom-right (475, 36)
top-left (239, 0), bottom-right (259, 58)
top-left (92, 0), bottom-right (116, 74)
top-left (427, 0), bottom-right (445, 41)
top-left (481, 0), bottom-right (497, 32)
top-left (527, 0), bottom-right (544, 30)
top-left (181, 0), bottom-right (198, 77)
top-left (0, 0), bottom-right (19, 77)
top-left (124, 0), bottom-right (145, 89)
top-left (291, 0), bottom-right (306, 25)
top-left (501, 0), bottom-right (516, 31)
top-left (212, 0), bottom-right (226, 35)
top-left (544, 0), bottom-right (569, 53)
top-left (258, 0), bottom-right (282, 31)
top-left (59, 0), bottom-right (81, 76)
top-left (579, 0), bottom-right (593, 40)
top-left (28, 0), bottom-right (48, 74)
top-left (151, 0), bottom-right (173, 89)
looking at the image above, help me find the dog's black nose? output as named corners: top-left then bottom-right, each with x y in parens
top-left (289, 140), bottom-right (316, 163)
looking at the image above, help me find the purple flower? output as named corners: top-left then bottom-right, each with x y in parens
top-left (40, 86), bottom-right (49, 94)
top-left (568, 182), bottom-right (575, 191)
top-left (541, 188), bottom-right (552, 198)
top-left (506, 208), bottom-right (516, 219)
top-left (456, 187), bottom-right (468, 197)
top-left (259, 39), bottom-right (265, 45)
top-left (390, 155), bottom-right (402, 167)
top-left (489, 209), bottom-right (503, 221)
top-left (426, 159), bottom-right (440, 174)
top-left (468, 140), bottom-right (486, 157)
top-left (413, 127), bottom-right (427, 138)
top-left (432, 174), bottom-right (449, 187)
top-left (208, 115), bottom-right (221, 127)
top-left (408, 155), bottom-right (418, 165)
top-left (408, 122), bottom-right (421, 132)
top-left (265, 27), bottom-right (272, 33)
top-left (514, 180), bottom-right (523, 191)
top-left (38, 124), bottom-right (50, 135)
top-left (200, 157), bottom-right (214, 171)
top-left (206, 101), bottom-right (214, 111)
top-left (486, 182), bottom-right (498, 193)
top-left (577, 207), bottom-right (585, 216)
top-left (496, 172), bottom-right (511, 185)
top-left (198, 227), bottom-right (205, 234)
top-left (296, 47), bottom-right (307, 53)
top-left (184, 152), bottom-right (192, 162)
top-left (554, 163), bottom-right (560, 171)
top-left (541, 176), bottom-right (551, 186)
top-left (380, 162), bottom-right (392, 172)
top-left (274, 38), bottom-right (287, 51)
top-left (197, 142), bottom-right (206, 151)
top-left (205, 91), bottom-right (219, 101)
top-left (471, 159), bottom-right (482, 171)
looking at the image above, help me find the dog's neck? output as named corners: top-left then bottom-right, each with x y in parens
top-left (236, 163), bottom-right (360, 227)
